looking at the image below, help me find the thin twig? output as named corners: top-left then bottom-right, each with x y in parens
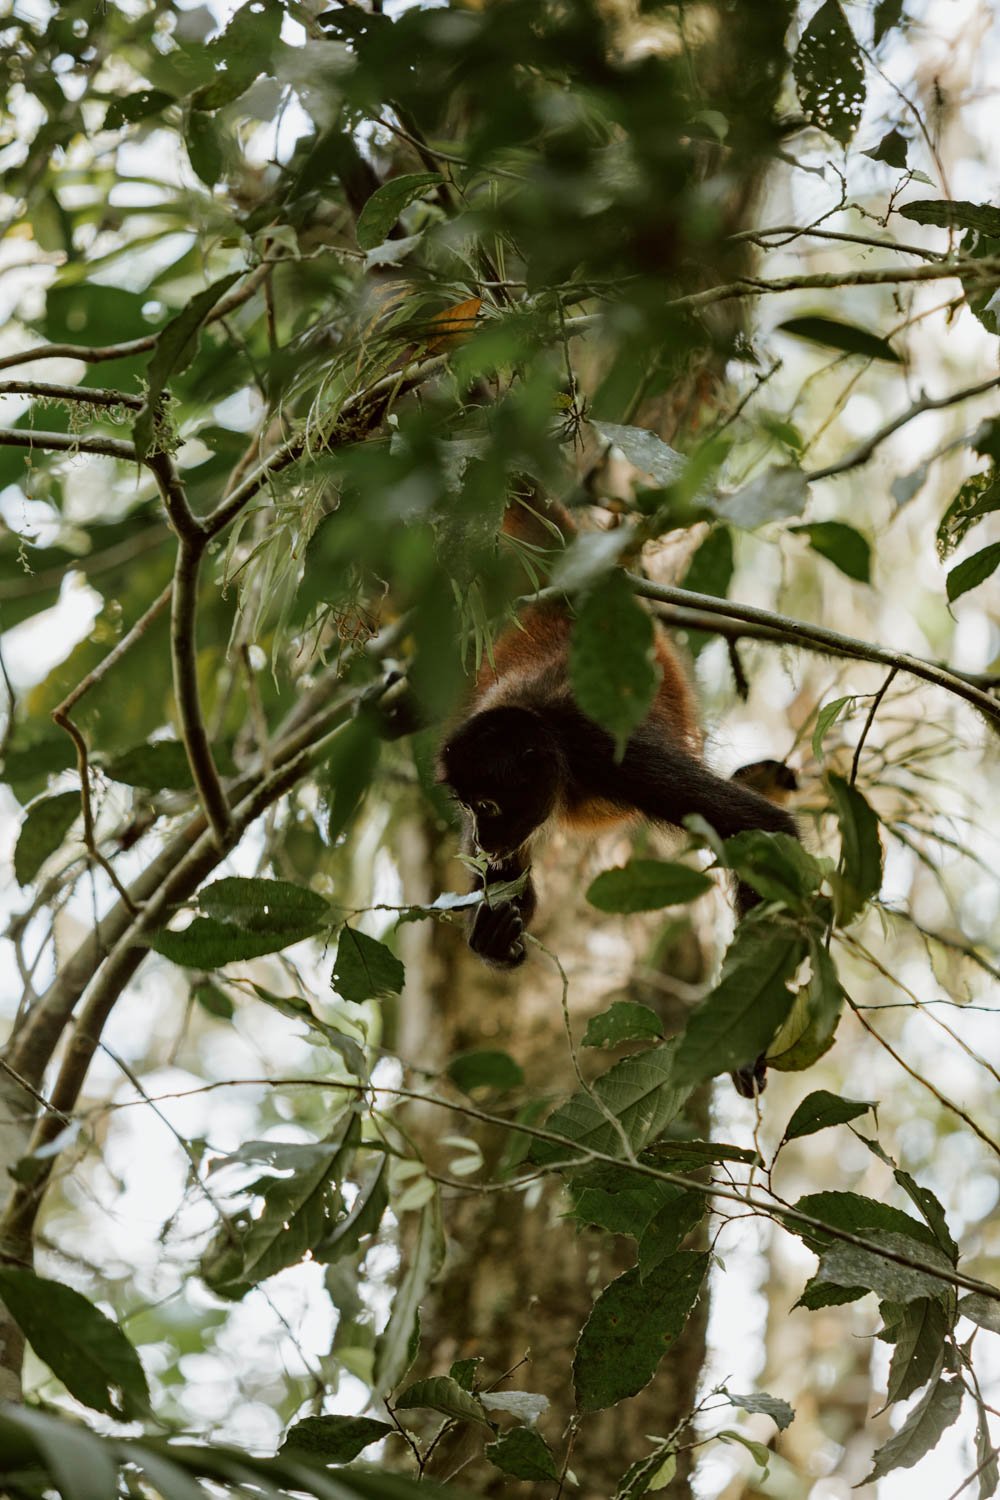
top-left (730, 224), bottom-right (943, 262)
top-left (99, 1074), bottom-right (1000, 1304)
top-left (804, 372), bottom-right (1000, 483)
top-left (850, 667), bottom-right (898, 785)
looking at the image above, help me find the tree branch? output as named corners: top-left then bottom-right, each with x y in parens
top-left (0, 380), bottom-right (144, 409)
top-left (624, 576), bottom-right (1000, 728)
top-left (804, 371), bottom-right (1000, 483)
top-left (0, 427), bottom-right (136, 462)
top-left (0, 263), bottom-right (270, 376)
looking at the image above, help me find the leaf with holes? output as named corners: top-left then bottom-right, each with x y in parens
top-left (794, 0), bottom-right (866, 146)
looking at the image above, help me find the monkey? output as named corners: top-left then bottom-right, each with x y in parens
top-left (436, 493), bottom-right (799, 1096)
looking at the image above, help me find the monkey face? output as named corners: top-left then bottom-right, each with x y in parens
top-left (438, 706), bottom-right (563, 856)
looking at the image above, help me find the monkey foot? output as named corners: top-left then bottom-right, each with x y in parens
top-left (470, 901), bottom-right (527, 969)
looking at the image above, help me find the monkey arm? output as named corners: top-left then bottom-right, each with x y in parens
top-left (465, 838), bottom-right (538, 970)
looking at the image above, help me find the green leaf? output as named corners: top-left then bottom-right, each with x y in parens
top-left (790, 521), bottom-right (872, 582)
top-left (280, 1414), bottom-right (392, 1463)
top-left (974, 1393), bottom-right (1000, 1500)
top-left (0, 1404), bottom-right (119, 1500)
top-left (827, 774), bottom-right (883, 921)
top-left (722, 830), bottom-right (825, 907)
top-left (811, 695), bottom-right (854, 762)
top-left (105, 89), bottom-right (175, 130)
top-left (249, 986), bottom-right (367, 1075)
top-left (863, 127), bottom-right (909, 168)
top-left (185, 107), bottom-right (224, 187)
top-left (779, 316), bottom-right (899, 364)
top-left (946, 541), bottom-right (1000, 603)
top-left (874, 0), bottom-right (905, 45)
top-left (199, 876), bottom-right (330, 933)
top-left (767, 938), bottom-right (846, 1072)
top-left (396, 1376), bottom-right (492, 1428)
top-left (14, 790), bottom-right (79, 885)
top-left (782, 1089), bottom-right (875, 1142)
top-left (355, 173), bottom-right (443, 251)
top-left (192, 980), bottom-right (235, 1020)
top-left (189, 0), bottom-right (283, 109)
top-left (725, 464), bottom-right (809, 528)
top-left (571, 1175), bottom-right (681, 1240)
top-left (582, 1001), bottom-right (663, 1048)
top-left (485, 1427), bottom-right (559, 1481)
top-left (586, 859), bottom-right (713, 913)
top-left (863, 1374), bottom-right (963, 1482)
top-left (936, 472), bottom-right (1000, 559)
top-left (315, 1159), bottom-right (388, 1264)
top-left (591, 422), bottom-right (687, 487)
top-left (570, 571), bottom-right (660, 756)
top-left (148, 916), bottom-right (316, 967)
top-left (573, 1253), bottom-right (708, 1412)
top-left (0, 1268), bottom-right (150, 1420)
top-left (201, 1129), bottom-right (354, 1294)
top-left (958, 1293), bottom-right (1000, 1335)
top-left (900, 199), bottom-right (1000, 237)
top-left (884, 1298), bottom-right (950, 1405)
top-left (674, 917), bottom-right (808, 1085)
top-left (374, 1190), bottom-right (445, 1396)
top-left (790, 1190), bottom-right (942, 1253)
top-left (893, 1170), bottom-right (959, 1264)
top-left (536, 1043), bottom-right (692, 1165)
top-left (679, 526), bottom-right (734, 657)
top-left (637, 1192), bottom-right (706, 1278)
top-left (450, 1356), bottom-right (483, 1391)
top-left (447, 1049), bottom-right (524, 1093)
top-left (332, 927), bottom-right (406, 1003)
top-left (324, 716), bottom-right (381, 841)
top-left (793, 0), bottom-right (866, 146)
top-left (134, 271), bottom-right (241, 459)
top-left (104, 740), bottom-right (195, 790)
top-left (815, 1235), bottom-right (953, 1304)
top-left (723, 1391), bottom-right (795, 1431)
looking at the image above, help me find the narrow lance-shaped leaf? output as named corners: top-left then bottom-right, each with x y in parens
top-left (862, 1374), bottom-right (963, 1482)
top-left (779, 317), bottom-right (899, 365)
top-left (395, 1376), bottom-right (491, 1428)
top-left (827, 773), bottom-right (883, 921)
top-left (947, 541), bottom-right (1000, 604)
top-left (355, 172), bottom-right (443, 251)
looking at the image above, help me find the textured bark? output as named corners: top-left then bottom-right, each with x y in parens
top-left (393, 814), bottom-right (714, 1498)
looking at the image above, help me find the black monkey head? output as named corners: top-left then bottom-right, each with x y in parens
top-left (438, 706), bottom-right (563, 856)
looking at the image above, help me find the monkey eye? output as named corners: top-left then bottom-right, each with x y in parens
top-left (474, 798), bottom-right (501, 817)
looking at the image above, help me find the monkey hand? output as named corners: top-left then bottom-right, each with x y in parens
top-left (730, 1054), bottom-right (767, 1098)
top-left (469, 901), bottom-right (527, 969)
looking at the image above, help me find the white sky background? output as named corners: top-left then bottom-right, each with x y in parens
top-left (0, 0), bottom-right (998, 1495)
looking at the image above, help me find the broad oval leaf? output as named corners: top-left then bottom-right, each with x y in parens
top-left (14, 790), bottom-right (79, 885)
top-left (395, 1375), bottom-right (491, 1428)
top-left (280, 1414), bottom-right (392, 1463)
top-left (591, 421), bottom-right (687, 487)
top-left (793, 0), bottom-right (866, 146)
top-left (104, 740), bottom-right (195, 790)
top-left (200, 876), bottom-right (330, 933)
top-left (674, 916), bottom-right (808, 1085)
top-left (582, 1001), bottom-right (663, 1049)
top-left (900, 198), bottom-right (1000, 237)
top-left (725, 464), bottom-right (809, 528)
top-left (586, 859), bottom-right (713, 913)
top-left (355, 172), bottom-right (443, 251)
top-left (485, 1427), bottom-right (558, 1481)
top-left (149, 917), bottom-right (317, 967)
top-left (790, 520), bottom-right (872, 582)
top-left (536, 1042), bottom-right (692, 1165)
top-left (782, 1089), bottom-right (875, 1142)
top-left (447, 1049), bottom-right (524, 1093)
top-left (573, 1252), bottom-right (708, 1412)
top-left (332, 927), bottom-right (406, 1002)
top-left (570, 571), bottom-right (660, 756)
top-left (946, 540), bottom-right (1000, 603)
top-left (0, 1268), bottom-right (150, 1420)
top-left (723, 1391), bottom-right (796, 1431)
